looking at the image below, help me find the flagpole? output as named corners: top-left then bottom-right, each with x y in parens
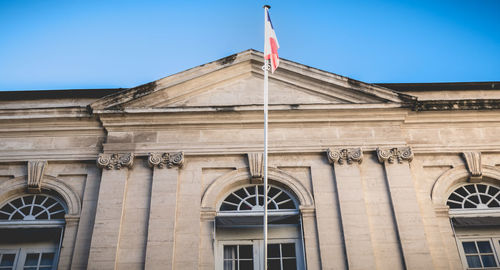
top-left (263, 5), bottom-right (270, 270)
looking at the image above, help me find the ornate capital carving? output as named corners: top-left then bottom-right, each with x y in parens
top-left (27, 160), bottom-right (47, 193)
top-left (97, 153), bottom-right (134, 170)
top-left (148, 152), bottom-right (184, 169)
top-left (376, 147), bottom-right (413, 164)
top-left (326, 148), bottom-right (363, 165)
top-left (247, 152), bottom-right (263, 182)
top-left (462, 151), bottom-right (482, 182)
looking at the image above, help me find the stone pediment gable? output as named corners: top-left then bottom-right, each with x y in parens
top-left (90, 50), bottom-right (413, 111)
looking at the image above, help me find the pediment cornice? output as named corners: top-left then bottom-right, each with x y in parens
top-left (90, 50), bottom-right (415, 113)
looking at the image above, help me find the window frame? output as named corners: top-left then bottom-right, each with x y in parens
top-left (457, 236), bottom-right (500, 269)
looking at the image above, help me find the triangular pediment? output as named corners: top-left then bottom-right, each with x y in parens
top-left (91, 50), bottom-right (413, 111)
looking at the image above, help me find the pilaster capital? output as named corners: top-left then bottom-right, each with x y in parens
top-left (200, 207), bottom-right (216, 221)
top-left (97, 153), bottom-right (134, 170)
top-left (148, 152), bottom-right (184, 169)
top-left (376, 147), bottom-right (413, 164)
top-left (27, 160), bottom-right (47, 193)
top-left (326, 148), bottom-right (363, 165)
top-left (299, 205), bottom-right (316, 217)
top-left (462, 151), bottom-right (482, 182)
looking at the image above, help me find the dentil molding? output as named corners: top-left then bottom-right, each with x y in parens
top-left (97, 153), bottom-right (134, 170)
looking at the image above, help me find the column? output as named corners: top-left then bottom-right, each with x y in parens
top-left (87, 153), bottom-right (134, 270)
top-left (327, 148), bottom-right (376, 269)
top-left (144, 152), bottom-right (184, 270)
top-left (377, 147), bottom-right (433, 270)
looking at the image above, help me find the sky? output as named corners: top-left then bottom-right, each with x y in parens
top-left (0, 0), bottom-right (499, 91)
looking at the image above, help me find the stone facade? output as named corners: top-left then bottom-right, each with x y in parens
top-left (1, 49), bottom-right (500, 269)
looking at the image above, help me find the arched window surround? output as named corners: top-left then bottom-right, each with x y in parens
top-left (201, 167), bottom-right (314, 215)
top-left (431, 165), bottom-right (500, 211)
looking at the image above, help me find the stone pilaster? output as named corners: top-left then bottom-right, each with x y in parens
top-left (327, 148), bottom-right (376, 270)
top-left (199, 209), bottom-right (216, 270)
top-left (87, 153), bottom-right (134, 270)
top-left (145, 152), bottom-right (184, 270)
top-left (300, 206), bottom-right (322, 270)
top-left (376, 147), bottom-right (433, 270)
top-left (58, 214), bottom-right (80, 270)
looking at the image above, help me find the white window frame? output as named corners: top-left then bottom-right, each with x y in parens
top-left (216, 239), bottom-right (304, 270)
top-left (456, 236), bottom-right (500, 269)
top-left (0, 248), bottom-right (58, 270)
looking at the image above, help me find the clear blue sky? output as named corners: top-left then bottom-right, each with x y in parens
top-left (0, 0), bottom-right (499, 91)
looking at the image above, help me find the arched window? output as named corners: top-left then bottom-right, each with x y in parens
top-left (447, 183), bottom-right (500, 210)
top-left (219, 185), bottom-right (297, 212)
top-left (448, 183), bottom-right (500, 269)
top-left (0, 194), bottom-right (66, 221)
top-left (215, 185), bottom-right (305, 270)
top-left (0, 194), bottom-right (67, 270)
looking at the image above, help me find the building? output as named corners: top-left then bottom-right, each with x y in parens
top-left (0, 49), bottom-right (500, 269)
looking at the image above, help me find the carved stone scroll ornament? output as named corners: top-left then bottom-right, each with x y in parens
top-left (462, 151), bottom-right (482, 182)
top-left (247, 152), bottom-right (264, 181)
top-left (376, 147), bottom-right (413, 164)
top-left (97, 153), bottom-right (134, 170)
top-left (148, 152), bottom-right (184, 169)
top-left (27, 160), bottom-right (47, 193)
top-left (326, 148), bottom-right (363, 165)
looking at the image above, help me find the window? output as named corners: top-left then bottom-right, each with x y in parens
top-left (215, 185), bottom-right (305, 270)
top-left (447, 184), bottom-right (500, 210)
top-left (457, 238), bottom-right (500, 269)
top-left (0, 195), bottom-right (66, 270)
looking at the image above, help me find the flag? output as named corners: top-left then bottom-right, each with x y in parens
top-left (264, 8), bottom-right (279, 73)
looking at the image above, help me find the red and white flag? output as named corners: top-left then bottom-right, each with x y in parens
top-left (264, 8), bottom-right (279, 73)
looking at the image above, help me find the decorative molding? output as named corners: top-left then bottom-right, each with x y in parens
top-left (97, 153), bottom-right (134, 170)
top-left (247, 152), bottom-right (263, 181)
top-left (376, 147), bottom-right (414, 164)
top-left (462, 151), bottom-right (482, 182)
top-left (326, 148), bottom-right (363, 165)
top-left (299, 206), bottom-right (316, 217)
top-left (27, 160), bottom-right (47, 193)
top-left (148, 152), bottom-right (184, 169)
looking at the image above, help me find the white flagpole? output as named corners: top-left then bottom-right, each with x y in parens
top-left (263, 5), bottom-right (270, 270)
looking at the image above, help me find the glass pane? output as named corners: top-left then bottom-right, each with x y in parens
top-left (466, 255), bottom-right (482, 268)
top-left (281, 243), bottom-right (295, 257)
top-left (463, 242), bottom-right (478, 254)
top-left (477, 241), bottom-right (493, 253)
top-left (481, 255), bottom-right (497, 267)
top-left (40, 253), bottom-right (54, 265)
top-left (223, 260), bottom-right (235, 270)
top-left (24, 253), bottom-right (39, 266)
top-left (267, 259), bottom-right (281, 270)
top-left (39, 268), bottom-right (52, 270)
top-left (23, 268), bottom-right (37, 270)
top-left (0, 254), bottom-right (16, 266)
top-left (224, 246), bottom-right (237, 260)
top-left (239, 260), bottom-right (253, 270)
top-left (268, 244), bottom-right (280, 258)
top-left (283, 259), bottom-right (297, 269)
top-left (239, 245), bottom-right (253, 259)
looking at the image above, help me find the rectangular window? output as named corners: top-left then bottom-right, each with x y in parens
top-left (0, 251), bottom-right (18, 270)
top-left (223, 245), bottom-right (253, 270)
top-left (267, 243), bottom-right (297, 270)
top-left (460, 239), bottom-right (499, 269)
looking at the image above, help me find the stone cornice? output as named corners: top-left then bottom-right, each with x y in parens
top-left (413, 99), bottom-right (500, 111)
top-left (326, 148), bottom-right (363, 165)
top-left (97, 153), bottom-right (134, 170)
top-left (377, 147), bottom-right (414, 164)
top-left (148, 152), bottom-right (184, 169)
